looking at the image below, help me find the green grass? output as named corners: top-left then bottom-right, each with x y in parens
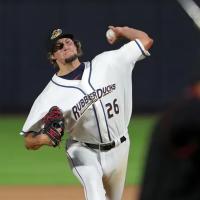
top-left (0, 115), bottom-right (157, 185)
top-left (127, 115), bottom-right (157, 184)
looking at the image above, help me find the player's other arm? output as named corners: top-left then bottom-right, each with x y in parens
top-left (107, 25), bottom-right (153, 50)
top-left (24, 133), bottom-right (53, 150)
top-left (22, 106), bottom-right (64, 150)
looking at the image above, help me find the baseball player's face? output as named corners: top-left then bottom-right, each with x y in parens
top-left (52, 38), bottom-right (78, 64)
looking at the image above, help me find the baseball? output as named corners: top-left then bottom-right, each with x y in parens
top-left (106, 29), bottom-right (116, 40)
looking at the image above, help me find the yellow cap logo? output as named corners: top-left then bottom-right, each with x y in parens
top-left (51, 29), bottom-right (62, 40)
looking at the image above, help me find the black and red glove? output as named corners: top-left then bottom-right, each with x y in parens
top-left (42, 106), bottom-right (65, 147)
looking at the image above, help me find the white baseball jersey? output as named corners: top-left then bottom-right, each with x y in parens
top-left (21, 39), bottom-right (150, 200)
top-left (20, 39), bottom-right (149, 144)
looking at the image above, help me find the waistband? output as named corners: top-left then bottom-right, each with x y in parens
top-left (84, 136), bottom-right (126, 151)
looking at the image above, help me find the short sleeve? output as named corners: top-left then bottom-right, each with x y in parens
top-left (19, 95), bottom-right (46, 135)
top-left (117, 39), bottom-right (150, 65)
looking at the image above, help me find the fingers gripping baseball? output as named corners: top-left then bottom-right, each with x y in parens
top-left (106, 29), bottom-right (117, 44)
top-left (106, 25), bottom-right (126, 44)
top-left (42, 106), bottom-right (65, 147)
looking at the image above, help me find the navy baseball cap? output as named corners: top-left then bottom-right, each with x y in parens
top-left (48, 28), bottom-right (74, 53)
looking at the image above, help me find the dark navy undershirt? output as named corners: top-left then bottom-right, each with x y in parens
top-left (58, 63), bottom-right (85, 80)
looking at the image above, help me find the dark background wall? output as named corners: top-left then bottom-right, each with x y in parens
top-left (0, 0), bottom-right (200, 113)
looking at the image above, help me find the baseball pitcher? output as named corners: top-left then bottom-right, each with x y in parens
top-left (20, 25), bottom-right (153, 200)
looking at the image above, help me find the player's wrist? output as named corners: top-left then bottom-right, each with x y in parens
top-left (117, 26), bottom-right (131, 37)
top-left (37, 134), bottom-right (53, 146)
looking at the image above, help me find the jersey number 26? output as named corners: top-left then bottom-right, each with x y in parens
top-left (105, 98), bottom-right (119, 119)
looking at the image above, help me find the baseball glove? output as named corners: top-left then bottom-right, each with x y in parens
top-left (42, 106), bottom-right (65, 147)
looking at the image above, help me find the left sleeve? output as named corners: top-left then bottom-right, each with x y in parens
top-left (20, 82), bottom-right (59, 135)
top-left (19, 94), bottom-right (49, 135)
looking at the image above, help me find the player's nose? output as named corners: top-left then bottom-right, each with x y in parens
top-left (63, 43), bottom-right (69, 50)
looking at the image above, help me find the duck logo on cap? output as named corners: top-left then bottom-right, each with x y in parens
top-left (51, 29), bottom-right (62, 40)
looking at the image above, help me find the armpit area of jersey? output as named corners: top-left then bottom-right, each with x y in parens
top-left (58, 63), bottom-right (85, 80)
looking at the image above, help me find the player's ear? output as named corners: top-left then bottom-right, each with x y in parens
top-left (51, 54), bottom-right (57, 63)
top-left (51, 54), bottom-right (56, 60)
top-left (74, 40), bottom-right (83, 57)
top-left (47, 52), bottom-right (57, 65)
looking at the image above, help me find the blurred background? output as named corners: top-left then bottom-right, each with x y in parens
top-left (0, 0), bottom-right (200, 199)
top-left (1, 0), bottom-right (200, 113)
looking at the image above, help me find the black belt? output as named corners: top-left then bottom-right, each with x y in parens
top-left (84, 136), bottom-right (126, 151)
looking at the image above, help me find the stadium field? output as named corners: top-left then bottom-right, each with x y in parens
top-left (0, 115), bottom-right (158, 185)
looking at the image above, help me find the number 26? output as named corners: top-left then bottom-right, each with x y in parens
top-left (105, 98), bottom-right (119, 119)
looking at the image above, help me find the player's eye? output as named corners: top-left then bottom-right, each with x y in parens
top-left (53, 43), bottom-right (64, 52)
top-left (66, 40), bottom-right (73, 45)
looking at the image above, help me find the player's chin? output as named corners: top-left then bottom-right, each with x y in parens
top-left (64, 54), bottom-right (78, 63)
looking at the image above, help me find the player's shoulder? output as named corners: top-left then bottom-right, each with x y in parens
top-left (92, 40), bottom-right (137, 59)
top-left (92, 49), bottom-right (118, 63)
top-left (91, 40), bottom-right (146, 64)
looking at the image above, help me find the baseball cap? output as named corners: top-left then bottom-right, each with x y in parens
top-left (48, 28), bottom-right (74, 53)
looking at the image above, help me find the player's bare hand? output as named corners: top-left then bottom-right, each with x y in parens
top-left (107, 25), bottom-right (128, 44)
top-left (107, 25), bottom-right (120, 44)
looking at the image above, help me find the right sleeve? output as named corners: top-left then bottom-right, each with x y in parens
top-left (116, 39), bottom-right (150, 66)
